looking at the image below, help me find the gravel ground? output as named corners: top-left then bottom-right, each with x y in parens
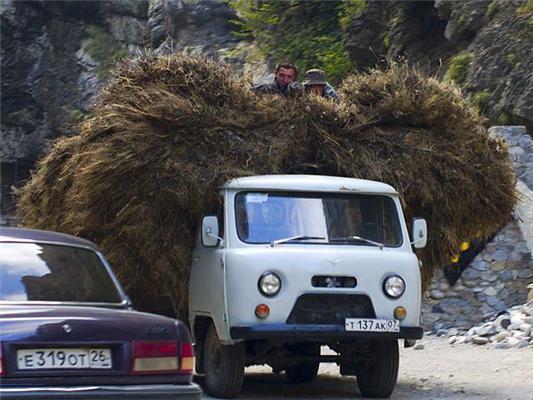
top-left (199, 336), bottom-right (533, 400)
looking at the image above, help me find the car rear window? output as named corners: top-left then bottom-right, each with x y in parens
top-left (0, 243), bottom-right (123, 303)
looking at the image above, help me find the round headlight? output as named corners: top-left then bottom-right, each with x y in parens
top-left (258, 272), bottom-right (281, 297)
top-left (383, 275), bottom-right (405, 298)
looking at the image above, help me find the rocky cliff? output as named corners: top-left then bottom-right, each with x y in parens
top-left (1, 0), bottom-right (239, 162)
top-left (343, 0), bottom-right (532, 130)
top-left (0, 0), bottom-right (241, 222)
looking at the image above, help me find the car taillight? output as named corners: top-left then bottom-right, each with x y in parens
top-left (179, 342), bottom-right (195, 373)
top-left (132, 340), bottom-right (178, 374)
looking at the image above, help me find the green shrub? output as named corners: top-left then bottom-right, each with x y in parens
top-left (382, 31), bottom-right (390, 49)
top-left (498, 111), bottom-right (511, 125)
top-left (486, 0), bottom-right (500, 19)
top-left (444, 53), bottom-right (474, 85)
top-left (471, 90), bottom-right (491, 112)
top-left (85, 25), bottom-right (128, 78)
top-left (517, 0), bottom-right (533, 15)
top-left (505, 52), bottom-right (517, 65)
top-left (339, 0), bottom-right (367, 30)
top-left (67, 109), bottom-right (85, 124)
top-left (457, 15), bottom-right (467, 27)
top-left (228, 0), bottom-right (355, 84)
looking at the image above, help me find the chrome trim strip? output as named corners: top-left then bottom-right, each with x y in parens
top-left (0, 239), bottom-right (97, 251)
top-left (0, 300), bottom-right (128, 307)
top-left (0, 383), bottom-right (202, 393)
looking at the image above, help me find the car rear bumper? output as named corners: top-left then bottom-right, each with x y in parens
top-left (230, 324), bottom-right (423, 340)
top-left (0, 383), bottom-right (202, 400)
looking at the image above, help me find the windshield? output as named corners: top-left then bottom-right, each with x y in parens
top-left (235, 192), bottom-right (403, 247)
top-left (0, 243), bottom-right (123, 303)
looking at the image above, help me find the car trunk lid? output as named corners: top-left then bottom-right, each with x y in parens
top-left (0, 305), bottom-right (178, 378)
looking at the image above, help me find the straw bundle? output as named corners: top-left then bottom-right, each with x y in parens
top-left (17, 54), bottom-right (516, 317)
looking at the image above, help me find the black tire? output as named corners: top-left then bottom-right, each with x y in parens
top-left (285, 344), bottom-right (320, 383)
top-left (356, 339), bottom-right (399, 398)
top-left (203, 324), bottom-right (245, 398)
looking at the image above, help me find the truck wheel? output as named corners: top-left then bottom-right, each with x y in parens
top-left (285, 344), bottom-right (320, 383)
top-left (356, 339), bottom-right (399, 398)
top-left (203, 324), bottom-right (245, 398)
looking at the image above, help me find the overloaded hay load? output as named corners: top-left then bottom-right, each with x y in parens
top-left (17, 54), bottom-right (516, 318)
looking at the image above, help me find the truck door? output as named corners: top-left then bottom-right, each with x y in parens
top-left (189, 197), bottom-right (230, 341)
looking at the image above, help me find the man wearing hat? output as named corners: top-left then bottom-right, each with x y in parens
top-left (302, 69), bottom-right (339, 100)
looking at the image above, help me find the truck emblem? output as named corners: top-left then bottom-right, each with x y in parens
top-left (325, 258), bottom-right (342, 266)
top-left (62, 324), bottom-right (72, 334)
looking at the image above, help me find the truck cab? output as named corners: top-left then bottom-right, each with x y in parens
top-left (189, 175), bottom-right (426, 398)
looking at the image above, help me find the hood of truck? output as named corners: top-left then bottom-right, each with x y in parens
top-left (224, 245), bottom-right (421, 327)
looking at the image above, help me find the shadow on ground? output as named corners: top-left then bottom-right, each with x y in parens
top-left (197, 372), bottom-right (474, 399)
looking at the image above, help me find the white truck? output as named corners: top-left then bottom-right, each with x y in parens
top-left (189, 175), bottom-right (426, 398)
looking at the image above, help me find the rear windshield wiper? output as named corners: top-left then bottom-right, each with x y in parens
top-left (329, 236), bottom-right (384, 249)
top-left (271, 235), bottom-right (326, 247)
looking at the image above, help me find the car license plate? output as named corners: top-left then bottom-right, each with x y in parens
top-left (17, 348), bottom-right (112, 370)
top-left (345, 318), bottom-right (400, 333)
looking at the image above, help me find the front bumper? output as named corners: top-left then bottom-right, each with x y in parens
top-left (0, 383), bottom-right (202, 400)
top-left (231, 324), bottom-right (423, 340)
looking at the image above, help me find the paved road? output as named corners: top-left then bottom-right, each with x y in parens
top-left (198, 336), bottom-right (533, 400)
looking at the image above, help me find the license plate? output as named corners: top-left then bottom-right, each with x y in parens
top-left (345, 318), bottom-right (400, 332)
top-left (17, 348), bottom-right (112, 370)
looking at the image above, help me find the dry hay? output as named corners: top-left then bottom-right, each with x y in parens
top-left (17, 54), bottom-right (516, 318)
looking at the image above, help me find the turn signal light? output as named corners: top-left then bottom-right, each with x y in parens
top-left (255, 304), bottom-right (270, 319)
top-left (394, 306), bottom-right (407, 320)
top-left (132, 340), bottom-right (178, 374)
top-left (179, 342), bottom-right (195, 373)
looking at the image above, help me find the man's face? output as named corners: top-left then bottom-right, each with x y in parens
top-left (275, 67), bottom-right (296, 89)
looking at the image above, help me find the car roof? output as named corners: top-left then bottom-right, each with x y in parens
top-left (221, 175), bottom-right (398, 195)
top-left (0, 227), bottom-right (98, 250)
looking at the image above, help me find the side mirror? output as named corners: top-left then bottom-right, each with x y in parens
top-left (411, 218), bottom-right (427, 249)
top-left (202, 216), bottom-right (222, 247)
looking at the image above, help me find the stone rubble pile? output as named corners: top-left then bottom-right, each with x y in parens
top-left (447, 296), bottom-right (533, 349)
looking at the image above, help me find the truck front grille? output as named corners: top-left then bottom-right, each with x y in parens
top-left (286, 294), bottom-right (376, 325)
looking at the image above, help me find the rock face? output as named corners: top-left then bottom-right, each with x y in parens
top-left (343, 0), bottom-right (533, 132)
top-left (1, 0), bottom-right (151, 163)
top-left (1, 1), bottom-right (106, 224)
top-left (344, 1), bottom-right (456, 72)
top-left (1, 1), bottom-right (86, 162)
top-left (148, 0), bottom-right (238, 53)
top-left (460, 4), bottom-right (532, 131)
top-left (422, 126), bottom-right (533, 331)
top-left (1, 0), bottom-right (241, 223)
top-left (434, 0), bottom-right (488, 43)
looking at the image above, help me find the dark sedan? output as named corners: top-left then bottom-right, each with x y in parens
top-left (0, 227), bottom-right (201, 399)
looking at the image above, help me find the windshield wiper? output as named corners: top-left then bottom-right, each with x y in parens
top-left (329, 236), bottom-right (384, 249)
top-left (271, 235), bottom-right (326, 247)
